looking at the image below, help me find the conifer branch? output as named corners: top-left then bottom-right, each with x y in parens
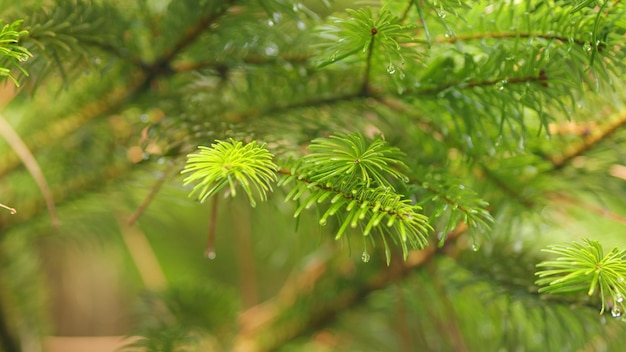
top-left (160, 0), bottom-right (238, 63)
top-left (235, 222), bottom-right (468, 352)
top-left (410, 70), bottom-right (549, 96)
top-left (0, 71), bottom-right (148, 177)
top-left (436, 32), bottom-right (589, 47)
top-left (549, 108), bottom-right (626, 170)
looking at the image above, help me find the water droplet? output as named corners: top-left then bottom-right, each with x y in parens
top-left (361, 251), bottom-right (371, 262)
top-left (611, 306), bottom-right (622, 317)
top-left (387, 63), bottom-right (396, 74)
top-left (472, 243), bottom-right (480, 251)
top-left (583, 41), bottom-right (592, 52)
top-left (496, 79), bottom-right (508, 91)
top-left (437, 10), bottom-right (447, 19)
top-left (267, 19), bottom-right (275, 27)
top-left (264, 43), bottom-right (279, 56)
top-left (297, 21), bottom-right (306, 30)
top-left (205, 250), bottom-right (216, 260)
top-left (319, 218), bottom-right (327, 226)
top-left (616, 293), bottom-right (624, 303)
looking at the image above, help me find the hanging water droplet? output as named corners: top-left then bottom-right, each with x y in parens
top-left (361, 251), bottom-right (371, 262)
top-left (472, 243), bottom-right (480, 251)
top-left (583, 41), bottom-right (592, 52)
top-left (267, 19), bottom-right (275, 27)
top-left (616, 293), bottom-right (624, 303)
top-left (611, 306), bottom-right (622, 318)
top-left (297, 21), bottom-right (306, 30)
top-left (205, 250), bottom-right (217, 260)
top-left (437, 10), bottom-right (447, 19)
top-left (265, 43), bottom-right (279, 56)
top-left (496, 79), bottom-right (508, 91)
top-left (272, 12), bottom-right (283, 23)
top-left (387, 63), bottom-right (396, 74)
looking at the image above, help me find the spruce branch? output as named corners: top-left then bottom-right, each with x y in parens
top-left (234, 221), bottom-right (469, 352)
top-left (314, 7), bottom-right (420, 88)
top-left (279, 132), bottom-right (432, 260)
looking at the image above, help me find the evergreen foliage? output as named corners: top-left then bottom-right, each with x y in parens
top-left (1, 0), bottom-right (626, 351)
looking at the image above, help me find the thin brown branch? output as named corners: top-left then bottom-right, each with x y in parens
top-left (0, 203), bottom-right (16, 215)
top-left (436, 31), bottom-right (587, 47)
top-left (548, 192), bottom-right (626, 225)
top-left (360, 28), bottom-right (378, 96)
top-left (410, 70), bottom-right (549, 97)
top-left (160, 0), bottom-right (238, 63)
top-left (117, 214), bottom-right (167, 290)
top-left (549, 108), bottom-right (626, 170)
top-left (127, 163), bottom-right (178, 226)
top-left (0, 114), bottom-right (59, 227)
top-left (477, 163), bottom-right (536, 208)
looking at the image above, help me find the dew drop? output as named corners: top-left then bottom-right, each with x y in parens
top-left (616, 293), bottom-right (624, 303)
top-left (611, 306), bottom-right (622, 318)
top-left (267, 19), bottom-right (275, 27)
top-left (583, 41), bottom-right (592, 52)
top-left (387, 63), bottom-right (396, 74)
top-left (205, 250), bottom-right (217, 260)
top-left (265, 43), bottom-right (279, 56)
top-left (361, 251), bottom-right (371, 262)
top-left (472, 243), bottom-right (480, 251)
top-left (297, 21), bottom-right (306, 30)
top-left (496, 79), bottom-right (508, 91)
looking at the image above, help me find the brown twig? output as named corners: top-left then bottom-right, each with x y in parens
top-left (549, 109), bottom-right (626, 170)
top-left (0, 114), bottom-right (58, 227)
top-left (127, 163), bottom-right (178, 226)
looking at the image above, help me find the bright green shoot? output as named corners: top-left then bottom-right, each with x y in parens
top-left (536, 239), bottom-right (626, 317)
top-left (305, 132), bottom-right (409, 188)
top-left (181, 139), bottom-right (278, 207)
top-left (0, 20), bottom-right (31, 86)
